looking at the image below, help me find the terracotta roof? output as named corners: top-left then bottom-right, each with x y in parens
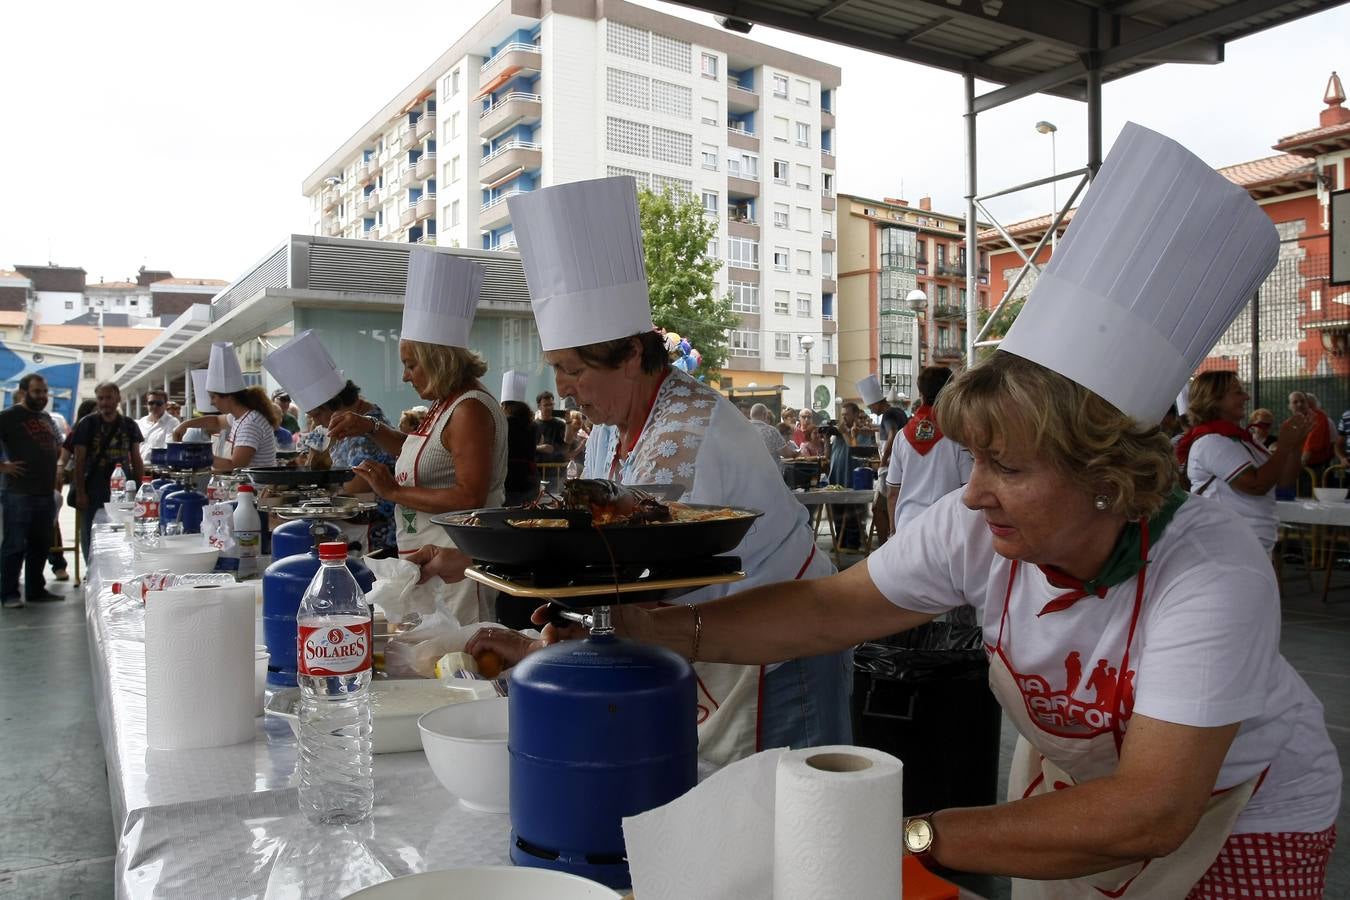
top-left (87, 281), bottom-right (140, 290)
top-left (1218, 153), bottom-right (1316, 189)
top-left (0, 269), bottom-right (28, 281)
top-left (31, 324), bottom-right (161, 350)
top-left (0, 311), bottom-right (27, 326)
top-left (977, 209), bottom-right (1077, 246)
top-left (1273, 120), bottom-right (1350, 155)
top-left (151, 277), bottom-right (229, 287)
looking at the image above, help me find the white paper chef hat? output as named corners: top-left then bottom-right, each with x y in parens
top-left (500, 369), bottom-right (528, 404)
top-left (401, 250), bottom-right (484, 348)
top-left (508, 176), bottom-right (654, 352)
top-left (1000, 122), bottom-right (1278, 423)
top-left (189, 369), bottom-right (216, 413)
top-left (856, 375), bottom-right (884, 406)
top-left (263, 330), bottom-right (348, 413)
top-left (205, 342), bottom-right (245, 394)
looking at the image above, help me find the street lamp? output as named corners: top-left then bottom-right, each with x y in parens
top-left (1035, 120), bottom-right (1058, 250)
top-left (798, 334), bottom-right (815, 411)
top-left (906, 289), bottom-right (932, 364)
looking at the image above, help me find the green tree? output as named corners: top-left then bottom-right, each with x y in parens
top-left (637, 186), bottom-right (740, 374)
top-left (975, 296), bottom-right (1026, 359)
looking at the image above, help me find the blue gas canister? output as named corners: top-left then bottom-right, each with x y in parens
top-left (851, 466), bottom-right (877, 490)
top-left (160, 487), bottom-right (208, 534)
top-left (508, 633), bottom-right (697, 889)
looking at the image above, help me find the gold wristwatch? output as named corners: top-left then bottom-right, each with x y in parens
top-left (903, 814), bottom-right (935, 857)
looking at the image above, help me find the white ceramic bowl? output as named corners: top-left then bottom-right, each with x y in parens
top-left (1313, 487), bottom-right (1347, 503)
top-left (132, 545), bottom-right (221, 576)
top-left (417, 697), bottom-right (509, 813)
top-left (342, 866), bottom-right (620, 899)
top-left (267, 680), bottom-right (480, 753)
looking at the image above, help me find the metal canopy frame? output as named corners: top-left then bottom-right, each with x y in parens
top-left (666, 0), bottom-right (1349, 363)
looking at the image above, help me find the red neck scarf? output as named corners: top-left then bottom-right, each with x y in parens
top-left (901, 404), bottom-right (943, 456)
top-left (1174, 419), bottom-right (1263, 469)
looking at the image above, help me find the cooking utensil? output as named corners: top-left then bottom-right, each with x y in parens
top-left (432, 504), bottom-right (762, 568)
top-left (240, 466), bottom-right (353, 488)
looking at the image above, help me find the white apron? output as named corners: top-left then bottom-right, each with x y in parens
top-left (990, 552), bottom-right (1260, 899)
top-left (395, 393), bottom-right (498, 624)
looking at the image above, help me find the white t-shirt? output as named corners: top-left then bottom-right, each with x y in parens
top-left (136, 413), bottom-right (180, 462)
top-left (865, 492), bottom-right (1341, 835)
top-left (227, 410), bottom-right (277, 467)
top-left (885, 432), bottom-right (973, 529)
top-left (1186, 433), bottom-right (1275, 550)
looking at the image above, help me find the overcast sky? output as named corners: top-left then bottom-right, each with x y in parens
top-left (2, 1), bottom-right (1345, 284)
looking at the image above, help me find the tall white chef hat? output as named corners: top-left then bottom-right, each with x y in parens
top-left (401, 250), bottom-right (484, 348)
top-left (189, 369), bottom-right (216, 413)
top-left (856, 375), bottom-right (884, 406)
top-left (205, 342), bottom-right (246, 394)
top-left (263, 330), bottom-right (348, 413)
top-left (1000, 122), bottom-right (1278, 423)
top-left (500, 369), bottom-right (529, 404)
top-left (507, 176), bottom-right (654, 352)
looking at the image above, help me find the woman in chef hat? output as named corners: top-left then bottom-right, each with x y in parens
top-left (263, 330), bottom-right (399, 555)
top-left (174, 342), bottom-right (279, 471)
top-left (327, 250), bottom-right (507, 624)
top-left (460, 175), bottom-right (853, 765)
top-left (574, 125), bottom-right (1341, 896)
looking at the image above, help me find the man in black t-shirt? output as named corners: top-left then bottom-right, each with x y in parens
top-left (533, 390), bottom-right (567, 490)
top-left (0, 374), bottom-right (62, 607)
top-left (72, 382), bottom-right (143, 561)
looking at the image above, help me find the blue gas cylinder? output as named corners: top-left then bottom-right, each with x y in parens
top-left (157, 479), bottom-right (188, 507)
top-left (150, 476), bottom-right (175, 495)
top-left (261, 521), bottom-right (374, 687)
top-left (508, 634), bottom-right (697, 889)
top-left (160, 487), bottom-right (208, 534)
top-left (851, 466), bottom-right (877, 490)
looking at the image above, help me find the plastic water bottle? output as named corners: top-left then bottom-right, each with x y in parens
top-left (233, 484), bottom-right (261, 577)
top-left (297, 541), bottom-right (374, 824)
top-left (110, 464), bottom-right (127, 502)
top-left (133, 477), bottom-right (159, 538)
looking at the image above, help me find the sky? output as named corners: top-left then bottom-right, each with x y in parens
top-left (2, 0), bottom-right (1346, 284)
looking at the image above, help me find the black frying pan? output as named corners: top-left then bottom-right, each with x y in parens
top-left (241, 466), bottom-right (354, 488)
top-left (431, 505), bottom-right (762, 567)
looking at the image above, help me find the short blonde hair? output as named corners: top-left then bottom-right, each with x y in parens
top-left (937, 352), bottom-right (1177, 520)
top-left (1186, 371), bottom-right (1239, 426)
top-left (405, 340), bottom-right (487, 399)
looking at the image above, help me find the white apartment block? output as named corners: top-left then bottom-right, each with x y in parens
top-left (303, 0), bottom-right (840, 412)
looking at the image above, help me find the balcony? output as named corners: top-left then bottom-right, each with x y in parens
top-left (821, 236), bottom-right (836, 252)
top-left (978, 266), bottom-right (990, 285)
top-left (727, 127), bottom-right (759, 152)
top-left (413, 234), bottom-right (437, 246)
top-left (479, 189), bottom-right (526, 230)
top-left (479, 140), bottom-right (541, 185)
top-left (416, 193), bottom-right (436, 221)
top-left (321, 189), bottom-right (339, 212)
top-left (479, 91), bottom-right (542, 140)
top-left (933, 303), bottom-right (965, 320)
top-left (359, 191), bottom-right (379, 218)
top-left (822, 319), bottom-right (837, 335)
top-left (933, 345), bottom-right (964, 363)
top-left (822, 363), bottom-right (838, 377)
top-left (822, 109), bottom-right (836, 130)
top-left (821, 193), bottom-right (836, 211)
top-left (357, 162), bottom-right (372, 185)
top-left (821, 150), bottom-right (835, 171)
top-left (728, 216), bottom-right (759, 240)
top-left (400, 206), bottom-right (416, 228)
top-left (397, 124), bottom-right (413, 147)
top-left (415, 152), bottom-right (437, 182)
top-left (479, 41), bottom-right (541, 87)
top-left (727, 175), bottom-right (759, 199)
top-left (415, 113), bottom-right (436, 142)
top-left (821, 278), bottom-right (837, 294)
top-left (323, 220), bottom-right (342, 237)
top-left (727, 82), bottom-right (758, 114)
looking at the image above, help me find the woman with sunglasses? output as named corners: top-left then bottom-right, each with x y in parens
top-left (1247, 408), bottom-right (1278, 449)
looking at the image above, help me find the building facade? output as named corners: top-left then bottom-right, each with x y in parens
top-left (836, 193), bottom-right (988, 403)
top-left (302, 0), bottom-right (841, 412)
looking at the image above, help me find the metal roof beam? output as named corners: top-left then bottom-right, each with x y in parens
top-left (1096, 0), bottom-right (1309, 69)
top-left (974, 62), bottom-right (1088, 112)
top-left (900, 0), bottom-right (1098, 51)
top-left (814, 0), bottom-right (859, 20)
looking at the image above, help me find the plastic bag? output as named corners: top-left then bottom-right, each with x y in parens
top-left (363, 555), bottom-right (440, 624)
top-left (383, 610), bottom-right (498, 678)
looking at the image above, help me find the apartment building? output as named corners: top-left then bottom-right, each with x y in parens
top-left (302, 0), bottom-right (841, 412)
top-left (836, 194), bottom-right (989, 402)
top-left (16, 264), bottom-right (225, 325)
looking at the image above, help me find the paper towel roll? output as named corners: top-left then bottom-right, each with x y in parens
top-left (145, 584), bottom-right (257, 750)
top-left (773, 745), bottom-right (904, 900)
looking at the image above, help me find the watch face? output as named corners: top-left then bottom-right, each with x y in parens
top-left (905, 818), bottom-right (933, 852)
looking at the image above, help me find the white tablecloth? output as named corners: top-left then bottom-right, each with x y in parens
top-left (84, 527), bottom-right (511, 899)
top-left (1276, 500), bottom-right (1350, 527)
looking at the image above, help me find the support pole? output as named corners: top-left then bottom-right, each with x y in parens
top-left (964, 74), bottom-right (978, 366)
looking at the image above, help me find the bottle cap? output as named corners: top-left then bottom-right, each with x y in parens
top-left (318, 541), bottom-right (347, 560)
top-left (238, 484), bottom-right (254, 493)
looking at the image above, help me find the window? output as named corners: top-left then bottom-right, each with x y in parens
top-left (773, 203), bottom-right (789, 229)
top-left (772, 159), bottom-right (789, 184)
top-left (795, 122), bottom-right (810, 147)
top-left (727, 152), bottom-right (758, 178)
top-left (822, 250), bottom-right (834, 278)
top-left (728, 236), bottom-right (759, 269)
top-left (701, 190), bottom-right (719, 214)
top-left (794, 163), bottom-right (811, 190)
top-left (823, 211), bottom-right (834, 238)
top-left (795, 206), bottom-right (811, 232)
top-left (937, 285), bottom-right (949, 304)
top-left (652, 33), bottom-right (691, 71)
top-left (796, 292), bottom-right (812, 317)
top-left (772, 73), bottom-right (789, 97)
top-left (701, 144), bottom-right (718, 170)
top-left (773, 290), bottom-right (791, 315)
top-left (451, 199), bottom-right (461, 226)
top-left (701, 52), bottom-right (718, 79)
top-left (728, 329), bottom-right (760, 357)
top-left (651, 126), bottom-right (692, 165)
top-left (706, 237), bottom-right (719, 262)
top-left (450, 112), bottom-right (460, 138)
top-left (608, 164), bottom-right (650, 187)
top-left (608, 21), bottom-right (650, 61)
top-left (796, 249), bottom-right (811, 275)
top-left (701, 97), bottom-right (718, 126)
top-left (651, 172), bottom-right (692, 196)
top-left (730, 281), bottom-right (759, 313)
top-left (772, 116), bottom-right (790, 142)
top-left (607, 116), bottom-right (650, 156)
top-left (773, 247), bottom-right (790, 272)
top-left (936, 244), bottom-right (947, 267)
top-left (442, 70), bottom-right (461, 98)
top-left (83, 363), bottom-right (95, 378)
top-left (607, 67), bottom-right (650, 109)
top-left (775, 332), bottom-right (791, 358)
top-left (652, 79), bottom-right (692, 118)
top-left (822, 334), bottom-right (834, 363)
top-left (64, 300), bottom-right (74, 309)
top-left (821, 172), bottom-right (834, 196)
top-left (794, 78), bottom-right (811, 105)
top-left (450, 156), bottom-right (460, 182)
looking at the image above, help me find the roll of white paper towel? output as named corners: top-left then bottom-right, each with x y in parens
top-left (774, 745), bottom-right (904, 900)
top-left (145, 583), bottom-right (257, 750)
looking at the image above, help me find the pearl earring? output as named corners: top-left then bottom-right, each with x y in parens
top-left (1093, 495), bottom-right (1110, 511)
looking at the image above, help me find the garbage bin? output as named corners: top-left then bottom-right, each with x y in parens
top-left (851, 619), bottom-right (1002, 815)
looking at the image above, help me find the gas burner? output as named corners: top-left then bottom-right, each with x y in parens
top-left (465, 556), bottom-right (744, 610)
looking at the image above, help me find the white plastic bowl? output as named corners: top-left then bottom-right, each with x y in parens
top-left (1313, 487), bottom-right (1347, 503)
top-left (417, 697), bottom-right (509, 813)
top-left (132, 545), bottom-right (221, 576)
top-left (342, 866), bottom-right (620, 899)
top-left (104, 501), bottom-right (136, 525)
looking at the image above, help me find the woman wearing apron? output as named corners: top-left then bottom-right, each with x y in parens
top-left (173, 342), bottom-right (279, 472)
top-left (329, 251), bottom-right (506, 624)
top-left (586, 126), bottom-right (1342, 896)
